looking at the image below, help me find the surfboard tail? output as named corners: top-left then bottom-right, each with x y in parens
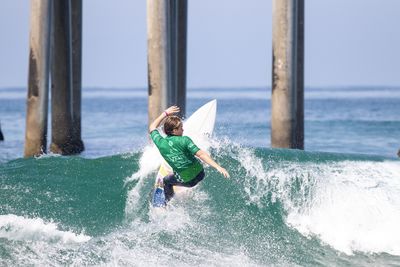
top-left (152, 187), bottom-right (166, 207)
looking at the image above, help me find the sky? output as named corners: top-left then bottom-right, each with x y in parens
top-left (1, 0), bottom-right (400, 89)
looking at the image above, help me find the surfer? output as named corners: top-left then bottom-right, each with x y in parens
top-left (149, 105), bottom-right (230, 202)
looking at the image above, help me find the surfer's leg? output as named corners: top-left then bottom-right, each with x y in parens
top-left (182, 170), bottom-right (205, 188)
top-left (164, 171), bottom-right (205, 201)
top-left (163, 174), bottom-right (183, 201)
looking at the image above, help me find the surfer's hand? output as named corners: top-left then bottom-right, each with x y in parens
top-left (150, 106), bottom-right (180, 132)
top-left (217, 167), bottom-right (230, 178)
top-left (165, 106), bottom-right (180, 116)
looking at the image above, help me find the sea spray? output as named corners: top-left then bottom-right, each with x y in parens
top-left (124, 145), bottom-right (162, 218)
top-left (286, 161), bottom-right (400, 255)
top-left (0, 214), bottom-right (90, 243)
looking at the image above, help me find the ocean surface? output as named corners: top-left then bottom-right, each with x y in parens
top-left (0, 87), bottom-right (400, 266)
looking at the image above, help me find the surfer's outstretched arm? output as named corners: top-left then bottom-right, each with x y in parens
top-left (195, 150), bottom-right (230, 178)
top-left (149, 106), bottom-right (180, 133)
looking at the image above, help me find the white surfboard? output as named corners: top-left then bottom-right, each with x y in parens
top-left (151, 99), bottom-right (217, 207)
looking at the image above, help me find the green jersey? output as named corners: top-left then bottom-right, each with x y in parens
top-left (150, 130), bottom-right (203, 182)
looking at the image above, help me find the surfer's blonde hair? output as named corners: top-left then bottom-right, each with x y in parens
top-left (164, 116), bottom-right (182, 136)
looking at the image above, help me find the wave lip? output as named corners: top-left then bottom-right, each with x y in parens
top-left (0, 214), bottom-right (91, 244)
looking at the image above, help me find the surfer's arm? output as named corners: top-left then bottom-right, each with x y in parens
top-left (149, 106), bottom-right (180, 133)
top-left (195, 150), bottom-right (230, 178)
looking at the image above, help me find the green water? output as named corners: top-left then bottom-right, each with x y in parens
top-left (1, 145), bottom-right (399, 266)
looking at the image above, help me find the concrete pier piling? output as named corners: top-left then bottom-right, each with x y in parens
top-left (271, 0), bottom-right (304, 149)
top-left (24, 0), bottom-right (83, 156)
top-left (0, 122), bottom-right (4, 141)
top-left (175, 0), bottom-right (187, 117)
top-left (147, 0), bottom-right (187, 124)
top-left (168, 0), bottom-right (177, 107)
top-left (24, 0), bottom-right (52, 157)
top-left (71, 0), bottom-right (84, 153)
top-left (147, 0), bottom-right (169, 123)
top-left (50, 0), bottom-right (76, 155)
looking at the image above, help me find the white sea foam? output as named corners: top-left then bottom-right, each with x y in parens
top-left (92, 227), bottom-right (261, 267)
top-left (126, 144), bottom-right (162, 184)
top-left (284, 161), bottom-right (400, 255)
top-left (124, 144), bottom-right (162, 217)
top-left (0, 214), bottom-right (91, 243)
top-left (104, 190), bottom-right (259, 267)
top-left (234, 146), bottom-right (271, 205)
top-left (34, 151), bottom-right (62, 159)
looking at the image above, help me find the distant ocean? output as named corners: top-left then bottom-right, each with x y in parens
top-left (1, 87), bottom-right (400, 266)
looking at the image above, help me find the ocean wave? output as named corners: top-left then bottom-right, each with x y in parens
top-left (0, 214), bottom-right (90, 243)
top-left (1, 142), bottom-right (400, 265)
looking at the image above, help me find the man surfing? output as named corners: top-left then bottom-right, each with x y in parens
top-left (149, 105), bottom-right (230, 203)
